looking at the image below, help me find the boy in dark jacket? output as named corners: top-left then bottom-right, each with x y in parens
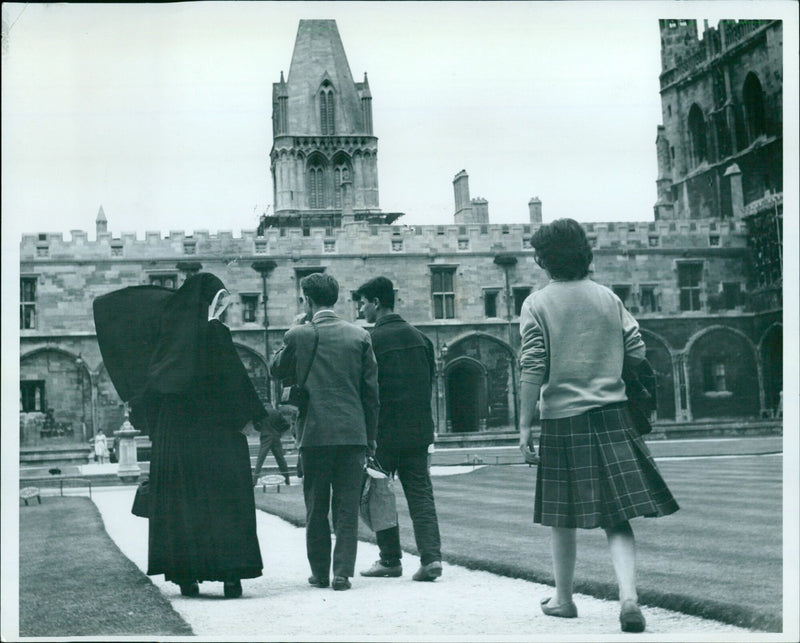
top-left (355, 276), bottom-right (443, 582)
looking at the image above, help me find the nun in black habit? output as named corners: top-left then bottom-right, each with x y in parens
top-left (94, 273), bottom-right (266, 598)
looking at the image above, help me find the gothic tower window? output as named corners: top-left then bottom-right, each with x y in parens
top-left (307, 158), bottom-right (326, 209)
top-left (319, 82), bottom-right (335, 135)
top-left (742, 72), bottom-right (765, 143)
top-left (688, 104), bottom-right (707, 167)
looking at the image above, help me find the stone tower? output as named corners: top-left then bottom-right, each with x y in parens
top-left (269, 20), bottom-right (380, 227)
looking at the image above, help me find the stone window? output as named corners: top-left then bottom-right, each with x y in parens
top-left (308, 161), bottom-right (325, 208)
top-left (241, 294), bottom-right (259, 323)
top-left (255, 240), bottom-right (267, 254)
top-left (149, 273), bottom-right (178, 289)
top-left (36, 245), bottom-right (49, 258)
top-left (703, 361), bottom-right (728, 393)
top-left (111, 243), bottom-right (123, 257)
top-left (678, 262), bottom-right (703, 311)
top-left (458, 239), bottom-right (469, 251)
top-left (20, 380), bottom-right (46, 412)
top-left (743, 72), bottom-right (765, 143)
top-left (709, 235), bottom-right (720, 247)
top-left (437, 226), bottom-right (445, 236)
top-left (319, 82), bottom-right (335, 135)
top-left (430, 267), bottom-right (456, 320)
top-left (302, 227), bottom-right (311, 237)
top-left (648, 235), bottom-right (660, 248)
top-left (612, 284), bottom-right (632, 309)
top-left (484, 290), bottom-right (499, 318)
top-left (392, 239), bottom-right (404, 252)
top-left (323, 239), bottom-right (336, 253)
top-left (20, 277), bottom-right (37, 329)
top-left (587, 235), bottom-right (597, 248)
top-left (480, 225), bottom-right (488, 235)
top-left (721, 282), bottom-right (741, 309)
top-left (502, 225), bottom-right (510, 235)
top-left (688, 104), bottom-right (707, 167)
top-left (183, 241), bottom-right (196, 255)
top-left (513, 287), bottom-right (532, 316)
top-left (522, 237), bottom-right (532, 250)
top-left (458, 226), bottom-right (467, 236)
top-left (639, 286), bottom-right (660, 313)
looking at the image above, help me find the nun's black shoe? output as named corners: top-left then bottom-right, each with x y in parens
top-left (308, 575), bottom-right (330, 588)
top-left (223, 580), bottom-right (242, 598)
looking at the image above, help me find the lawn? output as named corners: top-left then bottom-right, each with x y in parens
top-left (18, 496), bottom-right (192, 638)
top-left (254, 454), bottom-right (782, 632)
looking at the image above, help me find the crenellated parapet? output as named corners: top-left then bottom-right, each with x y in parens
top-left (20, 218), bottom-right (749, 263)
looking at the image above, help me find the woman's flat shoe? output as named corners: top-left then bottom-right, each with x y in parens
top-left (540, 597), bottom-right (578, 618)
top-left (619, 599), bottom-right (646, 633)
top-left (223, 580), bottom-right (242, 598)
top-left (179, 581), bottom-right (199, 597)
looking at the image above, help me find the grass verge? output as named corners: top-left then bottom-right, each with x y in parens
top-left (19, 496), bottom-right (192, 637)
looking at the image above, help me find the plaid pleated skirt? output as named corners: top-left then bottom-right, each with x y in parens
top-left (534, 402), bottom-right (679, 529)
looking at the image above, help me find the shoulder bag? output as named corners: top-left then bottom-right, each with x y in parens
top-left (281, 323), bottom-right (318, 420)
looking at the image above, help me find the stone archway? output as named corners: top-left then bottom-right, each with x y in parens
top-left (641, 330), bottom-right (676, 421)
top-left (760, 324), bottom-right (782, 416)
top-left (687, 327), bottom-right (759, 419)
top-left (234, 343), bottom-right (271, 406)
top-left (446, 358), bottom-right (487, 433)
top-left (20, 348), bottom-right (93, 446)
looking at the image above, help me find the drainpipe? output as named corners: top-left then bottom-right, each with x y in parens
top-left (493, 253), bottom-right (519, 430)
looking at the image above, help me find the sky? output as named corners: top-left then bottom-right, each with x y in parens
top-left (3, 1), bottom-right (795, 239)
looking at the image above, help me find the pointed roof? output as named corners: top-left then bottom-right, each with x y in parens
top-left (359, 72), bottom-right (371, 99)
top-left (285, 20), bottom-right (363, 134)
top-left (96, 205), bottom-right (107, 222)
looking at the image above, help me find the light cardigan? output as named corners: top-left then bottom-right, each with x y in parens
top-left (519, 278), bottom-right (646, 419)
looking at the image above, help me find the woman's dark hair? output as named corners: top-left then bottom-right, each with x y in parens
top-left (355, 276), bottom-right (395, 309)
top-left (531, 218), bottom-right (593, 280)
top-left (301, 272), bottom-right (339, 307)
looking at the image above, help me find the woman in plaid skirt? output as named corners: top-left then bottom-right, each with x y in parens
top-left (518, 219), bottom-right (679, 633)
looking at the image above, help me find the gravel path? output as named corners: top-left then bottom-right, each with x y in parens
top-left (91, 486), bottom-right (753, 640)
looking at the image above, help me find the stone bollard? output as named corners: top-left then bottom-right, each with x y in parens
top-left (115, 406), bottom-right (141, 483)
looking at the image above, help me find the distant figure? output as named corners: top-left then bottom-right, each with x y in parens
top-left (355, 276), bottom-right (443, 582)
top-left (519, 219), bottom-right (678, 633)
top-left (252, 406), bottom-right (292, 486)
top-left (271, 272), bottom-right (379, 592)
top-left (93, 430), bottom-right (109, 464)
top-left (94, 272), bottom-right (266, 599)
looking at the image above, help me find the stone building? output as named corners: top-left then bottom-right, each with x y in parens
top-left (19, 19), bottom-right (782, 458)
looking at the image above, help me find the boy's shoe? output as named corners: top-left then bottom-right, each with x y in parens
top-left (332, 576), bottom-right (352, 591)
top-left (360, 560), bottom-right (403, 577)
top-left (412, 560), bottom-right (442, 581)
top-left (308, 575), bottom-right (330, 588)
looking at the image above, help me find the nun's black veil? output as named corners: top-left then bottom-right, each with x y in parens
top-left (146, 272), bottom-right (226, 395)
top-left (94, 272), bottom-right (238, 418)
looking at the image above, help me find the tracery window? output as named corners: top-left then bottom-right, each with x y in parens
top-left (320, 83), bottom-right (335, 135)
top-left (743, 72), bottom-right (765, 143)
top-left (687, 104), bottom-right (707, 167)
top-left (308, 162), bottom-right (325, 209)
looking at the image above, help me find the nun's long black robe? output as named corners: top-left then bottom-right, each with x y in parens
top-left (144, 319), bottom-right (264, 583)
